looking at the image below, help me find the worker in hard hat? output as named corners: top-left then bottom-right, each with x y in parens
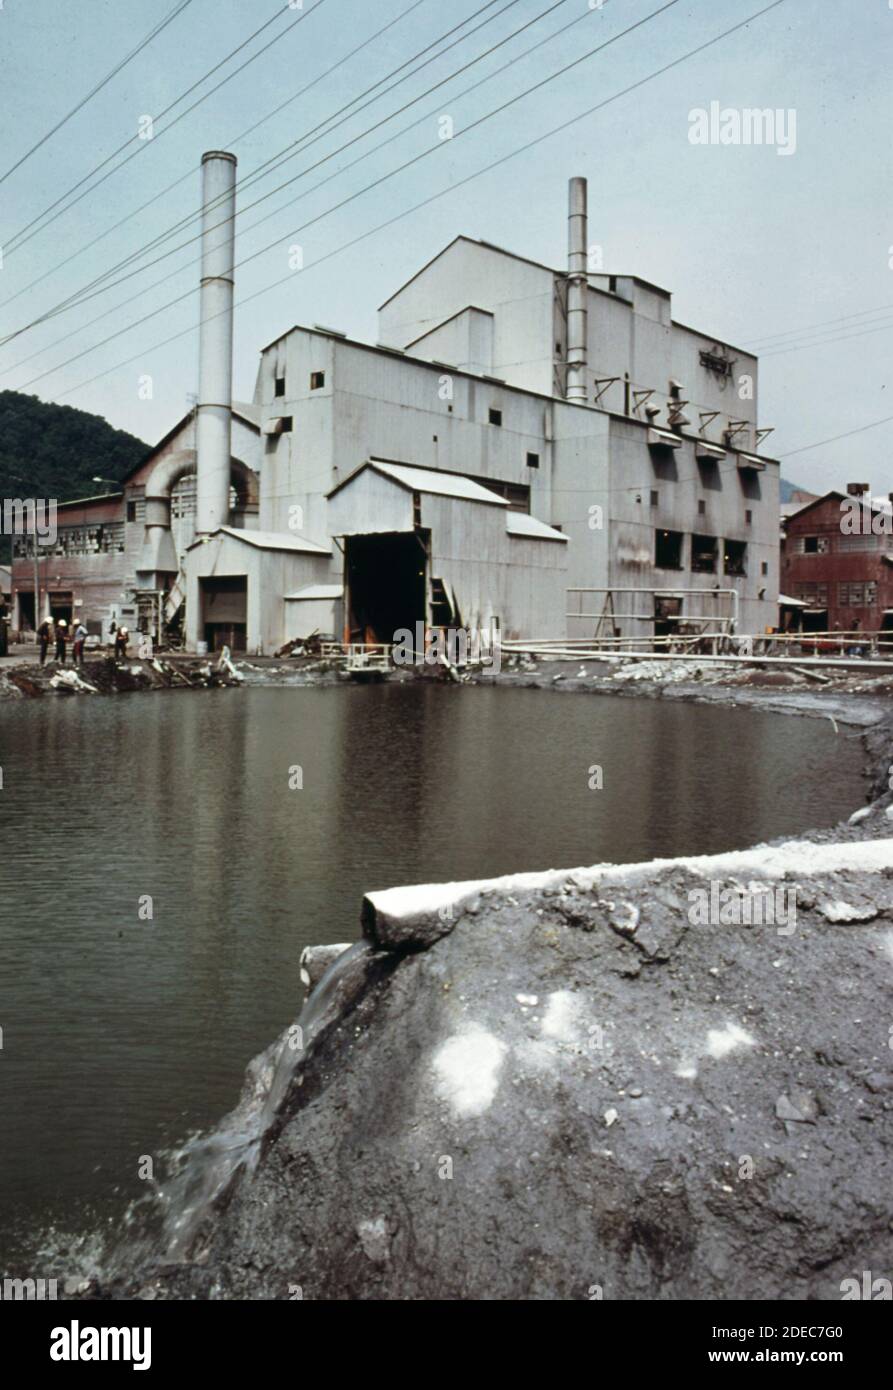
top-left (54, 618), bottom-right (68, 665)
top-left (72, 620), bottom-right (88, 667)
top-left (37, 617), bottom-right (53, 666)
top-left (114, 625), bottom-right (129, 661)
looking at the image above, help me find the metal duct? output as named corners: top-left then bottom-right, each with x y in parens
top-left (566, 176), bottom-right (588, 403)
top-left (196, 151), bottom-right (237, 534)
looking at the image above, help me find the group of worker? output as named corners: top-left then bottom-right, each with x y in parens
top-left (36, 618), bottom-right (129, 667)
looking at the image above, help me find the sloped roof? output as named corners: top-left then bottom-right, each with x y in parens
top-left (284, 584), bottom-right (344, 600)
top-left (188, 527), bottom-right (330, 555)
top-left (328, 459), bottom-right (509, 506)
top-left (506, 512), bottom-right (568, 543)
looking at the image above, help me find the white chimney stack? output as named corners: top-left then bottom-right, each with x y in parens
top-left (566, 176), bottom-right (588, 403)
top-left (196, 150), bottom-right (237, 535)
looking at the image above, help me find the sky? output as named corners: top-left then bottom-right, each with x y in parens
top-left (0, 0), bottom-right (891, 493)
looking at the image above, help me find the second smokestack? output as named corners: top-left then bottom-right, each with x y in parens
top-left (566, 176), bottom-right (588, 403)
top-left (196, 150), bottom-right (237, 535)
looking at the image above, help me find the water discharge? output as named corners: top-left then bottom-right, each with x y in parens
top-left (158, 941), bottom-right (370, 1260)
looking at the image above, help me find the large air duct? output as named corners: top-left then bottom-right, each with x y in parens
top-left (566, 176), bottom-right (588, 403)
top-left (196, 150), bottom-right (237, 535)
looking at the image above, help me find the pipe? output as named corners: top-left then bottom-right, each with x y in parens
top-left (566, 176), bottom-right (588, 402)
top-left (196, 151), bottom-right (237, 535)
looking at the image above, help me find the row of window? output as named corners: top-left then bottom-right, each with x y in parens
top-left (794, 533), bottom-right (888, 554)
top-left (655, 529), bottom-right (763, 578)
top-left (13, 523), bottom-right (126, 559)
top-left (794, 582), bottom-right (878, 607)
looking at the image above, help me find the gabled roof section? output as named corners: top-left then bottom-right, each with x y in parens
top-left (378, 235), bottom-right (555, 311)
top-left (328, 458), bottom-right (509, 506)
top-left (404, 303), bottom-right (495, 352)
top-left (121, 403), bottom-right (261, 484)
top-left (187, 526), bottom-right (330, 555)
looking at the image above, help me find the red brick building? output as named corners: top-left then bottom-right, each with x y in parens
top-left (10, 404), bottom-right (260, 639)
top-left (782, 490), bottom-right (893, 634)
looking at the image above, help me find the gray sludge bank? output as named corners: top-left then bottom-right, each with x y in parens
top-left (98, 725), bottom-right (893, 1301)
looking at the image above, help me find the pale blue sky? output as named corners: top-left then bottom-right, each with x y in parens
top-left (0, 0), bottom-right (890, 492)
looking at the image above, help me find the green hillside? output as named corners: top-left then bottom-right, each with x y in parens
top-left (0, 390), bottom-right (149, 561)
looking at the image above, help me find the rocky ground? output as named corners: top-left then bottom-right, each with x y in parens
top-left (78, 673), bottom-right (893, 1302)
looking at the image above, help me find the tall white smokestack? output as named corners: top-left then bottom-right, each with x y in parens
top-left (566, 176), bottom-right (588, 403)
top-left (196, 150), bottom-right (237, 535)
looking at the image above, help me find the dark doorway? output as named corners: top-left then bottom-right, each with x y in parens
top-left (802, 608), bottom-right (827, 634)
top-left (49, 592), bottom-right (73, 625)
top-left (654, 595), bottom-right (682, 639)
top-left (200, 576), bottom-right (247, 652)
top-left (18, 592), bottom-right (35, 630)
top-left (345, 532), bottom-right (426, 645)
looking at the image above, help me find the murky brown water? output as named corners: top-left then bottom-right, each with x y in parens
top-left (0, 683), bottom-right (867, 1261)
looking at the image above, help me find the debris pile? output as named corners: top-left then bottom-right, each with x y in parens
top-left (0, 655), bottom-right (243, 700)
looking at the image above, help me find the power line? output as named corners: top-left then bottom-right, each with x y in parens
top-left (48, 0), bottom-right (790, 403)
top-left (779, 415), bottom-right (893, 459)
top-left (758, 316), bottom-right (893, 358)
top-left (746, 302), bottom-right (893, 349)
top-left (6, 0), bottom-right (589, 375)
top-left (4, 0), bottom-right (525, 340)
top-left (0, 0), bottom-right (430, 316)
top-left (0, 0), bottom-right (197, 188)
top-left (10, 0), bottom-right (674, 387)
top-left (1, 0), bottom-right (328, 256)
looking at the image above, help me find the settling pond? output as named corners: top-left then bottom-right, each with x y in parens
top-left (0, 682), bottom-right (868, 1263)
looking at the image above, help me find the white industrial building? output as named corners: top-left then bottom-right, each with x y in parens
top-left (131, 155), bottom-right (780, 655)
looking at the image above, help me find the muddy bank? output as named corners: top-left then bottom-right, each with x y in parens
top-left (81, 701), bottom-right (893, 1301)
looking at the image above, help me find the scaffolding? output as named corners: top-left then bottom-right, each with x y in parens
top-left (567, 586), bottom-right (739, 653)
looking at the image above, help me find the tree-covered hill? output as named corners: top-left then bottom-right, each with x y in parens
top-left (0, 390), bottom-right (149, 560)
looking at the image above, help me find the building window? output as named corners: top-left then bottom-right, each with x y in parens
top-left (802, 535), bottom-right (829, 554)
top-left (526, 452), bottom-right (540, 469)
top-left (723, 539), bottom-right (747, 576)
top-left (472, 477), bottom-right (530, 512)
top-left (795, 582), bottom-right (829, 607)
top-left (698, 499), bottom-right (706, 515)
top-left (126, 501), bottom-right (136, 523)
top-left (655, 528), bottom-right (683, 570)
top-left (745, 509), bottom-right (753, 525)
top-left (761, 561), bottom-right (769, 576)
top-left (691, 533), bottom-right (717, 574)
top-left (274, 375), bottom-right (286, 397)
top-left (839, 533), bottom-right (880, 552)
top-left (488, 407), bottom-right (502, 426)
top-left (310, 371), bottom-right (325, 390)
top-left (839, 582), bottom-right (877, 607)
top-left (650, 490), bottom-right (659, 508)
top-left (280, 416), bottom-right (293, 432)
top-left (412, 491), bottom-right (422, 527)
